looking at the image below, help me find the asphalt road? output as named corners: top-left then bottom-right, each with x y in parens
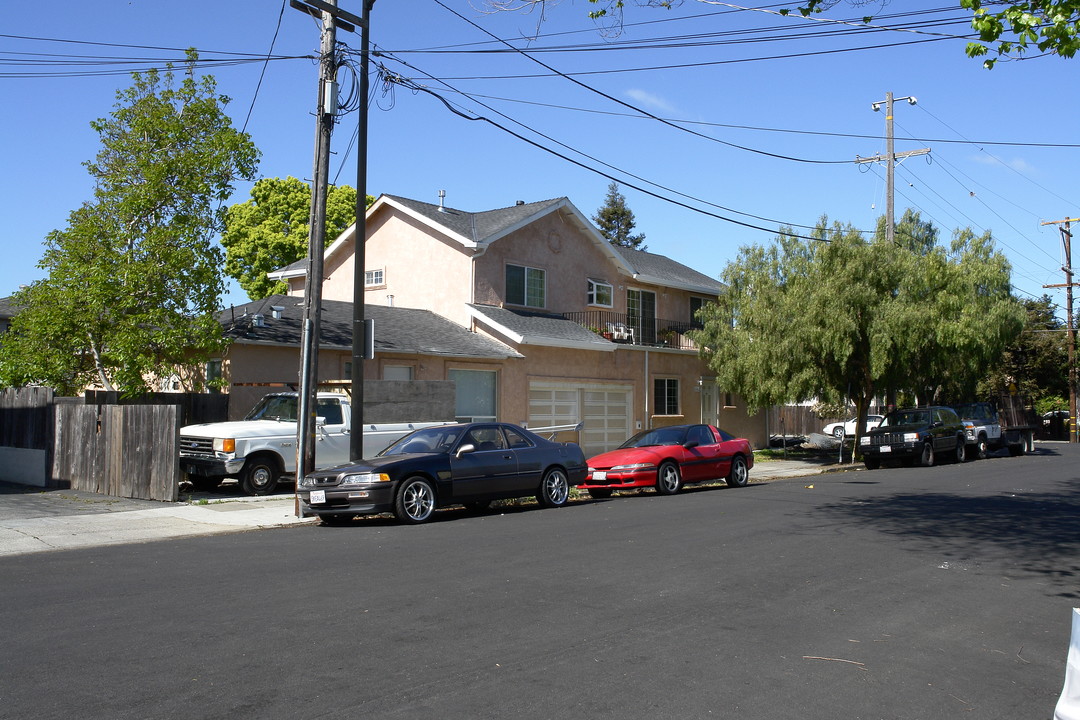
top-left (1, 444), bottom-right (1077, 719)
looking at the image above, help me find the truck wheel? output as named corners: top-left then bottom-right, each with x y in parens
top-left (240, 455), bottom-right (281, 495)
top-left (974, 434), bottom-right (988, 460)
top-left (920, 442), bottom-right (935, 467)
top-left (863, 458), bottom-right (880, 470)
top-left (954, 436), bottom-right (966, 463)
top-left (1009, 443), bottom-right (1025, 457)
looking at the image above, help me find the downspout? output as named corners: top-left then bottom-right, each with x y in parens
top-left (644, 349), bottom-right (650, 429)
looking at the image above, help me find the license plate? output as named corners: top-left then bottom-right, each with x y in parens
top-left (310, 490), bottom-right (326, 504)
top-left (592, 471), bottom-right (607, 481)
top-left (879, 445), bottom-right (892, 453)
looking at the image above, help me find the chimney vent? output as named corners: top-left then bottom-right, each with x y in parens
top-left (438, 189), bottom-right (447, 212)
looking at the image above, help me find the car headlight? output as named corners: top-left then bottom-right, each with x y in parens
top-left (609, 463), bottom-right (654, 471)
top-left (341, 472), bottom-right (391, 487)
top-left (213, 438), bottom-right (235, 453)
top-left (298, 476), bottom-right (315, 488)
top-left (903, 433), bottom-right (919, 442)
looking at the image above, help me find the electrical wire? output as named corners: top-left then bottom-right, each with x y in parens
top-left (241, 0), bottom-right (288, 134)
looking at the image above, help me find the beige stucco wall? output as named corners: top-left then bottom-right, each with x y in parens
top-left (472, 209), bottom-right (621, 315)
top-left (352, 210), bottom-right (475, 324)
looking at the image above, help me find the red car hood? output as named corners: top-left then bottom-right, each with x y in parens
top-left (588, 446), bottom-right (668, 469)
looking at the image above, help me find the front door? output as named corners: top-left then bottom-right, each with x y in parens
top-left (700, 381), bottom-right (719, 427)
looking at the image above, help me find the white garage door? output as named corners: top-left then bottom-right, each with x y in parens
top-left (529, 383), bottom-right (632, 456)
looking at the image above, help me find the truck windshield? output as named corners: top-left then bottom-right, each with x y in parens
top-left (245, 396), bottom-right (298, 422)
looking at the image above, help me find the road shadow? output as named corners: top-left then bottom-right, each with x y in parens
top-left (816, 478), bottom-right (1080, 600)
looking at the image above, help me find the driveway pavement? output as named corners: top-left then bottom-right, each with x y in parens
top-left (0, 455), bottom-right (841, 557)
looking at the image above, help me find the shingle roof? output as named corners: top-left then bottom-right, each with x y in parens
top-left (222, 295), bottom-right (521, 359)
top-left (0, 296), bottom-right (18, 319)
top-left (467, 304), bottom-right (614, 351)
top-left (611, 245), bottom-right (724, 294)
top-left (382, 195), bottom-right (567, 245)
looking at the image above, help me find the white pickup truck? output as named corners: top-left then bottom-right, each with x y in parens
top-left (179, 392), bottom-right (451, 495)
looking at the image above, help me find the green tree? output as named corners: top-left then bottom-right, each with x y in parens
top-left (593, 182), bottom-right (647, 250)
top-left (0, 52), bottom-right (259, 395)
top-left (221, 177), bottom-right (372, 299)
top-left (979, 294), bottom-right (1070, 401)
top-left (692, 213), bottom-right (1023, 449)
top-left (503, 1), bottom-right (1080, 67)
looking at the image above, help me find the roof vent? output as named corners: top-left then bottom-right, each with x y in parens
top-left (270, 305), bottom-right (284, 320)
top-left (252, 313), bottom-right (265, 328)
top-left (516, 200), bottom-right (524, 206)
top-left (438, 189), bottom-right (447, 212)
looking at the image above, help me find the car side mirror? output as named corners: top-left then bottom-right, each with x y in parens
top-left (455, 443), bottom-right (476, 459)
top-left (683, 440), bottom-right (699, 449)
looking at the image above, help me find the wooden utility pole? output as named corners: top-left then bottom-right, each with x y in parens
top-left (350, 1), bottom-right (375, 463)
top-left (855, 92), bottom-right (929, 245)
top-left (1042, 217), bottom-right (1079, 443)
top-left (295, 0), bottom-right (339, 486)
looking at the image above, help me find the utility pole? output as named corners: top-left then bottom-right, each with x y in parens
top-left (1042, 217), bottom-right (1079, 443)
top-left (855, 92), bottom-right (930, 245)
top-left (290, 1), bottom-right (373, 481)
top-left (351, 1), bottom-right (375, 462)
top-left (295, 0), bottom-right (339, 491)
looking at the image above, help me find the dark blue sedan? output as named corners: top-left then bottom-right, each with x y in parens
top-left (298, 422), bottom-right (587, 524)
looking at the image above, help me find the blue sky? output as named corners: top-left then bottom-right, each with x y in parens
top-left (3, 0), bottom-right (1078, 321)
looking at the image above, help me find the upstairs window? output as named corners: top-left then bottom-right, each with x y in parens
top-left (587, 279), bottom-right (613, 307)
top-left (365, 269), bottom-right (384, 287)
top-left (689, 296), bottom-right (707, 329)
top-left (506, 264), bottom-right (546, 308)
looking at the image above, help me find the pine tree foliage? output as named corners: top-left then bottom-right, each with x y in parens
top-left (0, 52), bottom-right (259, 395)
top-left (593, 182), bottom-right (647, 250)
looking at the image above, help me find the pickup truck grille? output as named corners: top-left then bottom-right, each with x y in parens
top-left (179, 436), bottom-right (214, 454)
top-left (869, 432), bottom-right (907, 445)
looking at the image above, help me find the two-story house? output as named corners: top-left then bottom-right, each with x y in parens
top-left (261, 193), bottom-right (766, 453)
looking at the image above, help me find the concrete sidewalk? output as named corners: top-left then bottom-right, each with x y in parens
top-left (0, 457), bottom-right (841, 557)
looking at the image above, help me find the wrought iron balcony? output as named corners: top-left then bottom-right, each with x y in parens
top-left (563, 310), bottom-right (701, 351)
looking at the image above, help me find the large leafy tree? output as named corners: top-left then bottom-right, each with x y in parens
top-left (500, 1), bottom-right (1080, 67)
top-left (692, 212), bottom-right (1024, 449)
top-left (979, 294), bottom-right (1070, 401)
top-left (221, 177), bottom-right (372, 299)
top-left (0, 52), bottom-right (259, 395)
top-left (593, 181), bottom-right (647, 250)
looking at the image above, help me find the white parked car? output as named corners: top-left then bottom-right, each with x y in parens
top-left (822, 415), bottom-right (883, 438)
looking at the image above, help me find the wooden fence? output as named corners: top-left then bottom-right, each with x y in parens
top-left (0, 388), bottom-right (217, 501)
top-left (52, 403), bottom-right (180, 502)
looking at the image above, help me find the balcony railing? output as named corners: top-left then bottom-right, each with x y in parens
top-left (563, 310), bottom-right (701, 351)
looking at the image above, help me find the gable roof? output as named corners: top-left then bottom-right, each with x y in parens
top-left (221, 295), bottom-right (521, 359)
top-left (269, 193), bottom-right (629, 281)
top-left (467, 304), bottom-right (615, 352)
top-left (268, 194), bottom-right (724, 297)
top-left (611, 245), bottom-right (724, 296)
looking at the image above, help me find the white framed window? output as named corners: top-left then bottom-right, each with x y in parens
top-left (653, 377), bottom-right (680, 416)
top-left (587, 279), bottom-right (613, 307)
top-left (365, 268), bottom-right (385, 287)
top-left (506, 264), bottom-right (545, 308)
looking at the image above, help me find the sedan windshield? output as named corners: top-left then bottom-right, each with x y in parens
top-left (619, 426), bottom-right (688, 449)
top-left (380, 426), bottom-right (463, 456)
top-left (881, 409), bottom-right (930, 427)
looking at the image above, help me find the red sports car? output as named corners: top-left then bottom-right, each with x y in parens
top-left (581, 424), bottom-right (753, 498)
